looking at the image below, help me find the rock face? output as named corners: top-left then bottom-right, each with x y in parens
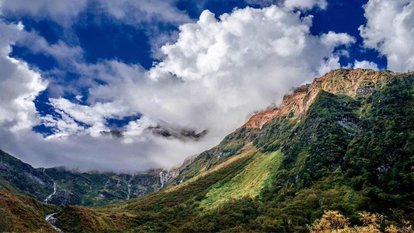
top-left (244, 69), bottom-right (396, 129)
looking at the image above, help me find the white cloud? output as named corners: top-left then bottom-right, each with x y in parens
top-left (90, 7), bottom-right (353, 138)
top-left (98, 0), bottom-right (190, 25)
top-left (353, 60), bottom-right (379, 70)
top-left (47, 98), bottom-right (135, 137)
top-left (320, 31), bottom-right (356, 47)
top-left (360, 0), bottom-right (414, 72)
top-left (283, 0), bottom-right (327, 10)
top-left (0, 0), bottom-right (189, 25)
top-left (42, 6), bottom-right (351, 171)
top-left (0, 127), bottom-right (213, 172)
top-left (317, 56), bottom-right (341, 76)
top-left (0, 5), bottom-right (355, 172)
top-left (0, 21), bottom-right (47, 131)
top-left (0, 0), bottom-right (88, 25)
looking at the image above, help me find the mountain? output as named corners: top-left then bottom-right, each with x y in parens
top-left (1, 69), bottom-right (414, 232)
top-left (0, 150), bottom-right (168, 206)
top-left (0, 189), bottom-right (60, 232)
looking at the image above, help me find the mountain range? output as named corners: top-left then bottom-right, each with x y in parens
top-left (0, 69), bottom-right (413, 232)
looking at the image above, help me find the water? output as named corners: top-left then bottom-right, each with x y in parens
top-left (44, 181), bottom-right (57, 204)
top-left (127, 178), bottom-right (133, 200)
top-left (43, 169), bottom-right (57, 204)
top-left (45, 213), bottom-right (64, 233)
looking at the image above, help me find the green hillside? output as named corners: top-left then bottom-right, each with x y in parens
top-left (1, 69), bottom-right (413, 232)
top-left (0, 150), bottom-right (162, 206)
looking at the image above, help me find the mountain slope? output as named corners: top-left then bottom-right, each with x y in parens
top-left (2, 69), bottom-right (414, 232)
top-left (0, 150), bottom-right (163, 206)
top-left (0, 150), bottom-right (54, 201)
top-left (0, 189), bottom-right (59, 232)
top-left (42, 167), bottom-right (162, 206)
top-left (46, 69), bottom-right (414, 232)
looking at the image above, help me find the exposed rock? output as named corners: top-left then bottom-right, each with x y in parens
top-left (244, 69), bottom-right (395, 129)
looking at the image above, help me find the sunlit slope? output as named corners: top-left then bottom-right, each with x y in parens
top-left (56, 144), bottom-right (265, 232)
top-left (199, 151), bottom-right (283, 210)
top-left (28, 69), bottom-right (414, 232)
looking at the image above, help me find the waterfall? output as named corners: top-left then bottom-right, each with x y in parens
top-left (126, 177), bottom-right (133, 200)
top-left (45, 213), bottom-right (64, 233)
top-left (43, 169), bottom-right (57, 204)
top-left (44, 181), bottom-right (57, 204)
top-left (160, 170), bottom-right (170, 188)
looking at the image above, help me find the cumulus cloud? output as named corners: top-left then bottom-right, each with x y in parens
top-left (87, 7), bottom-right (353, 140)
top-left (0, 20), bottom-right (47, 131)
top-left (0, 0), bottom-right (190, 98)
top-left (353, 60), bottom-right (379, 70)
top-left (320, 31), bottom-right (356, 47)
top-left (0, 5), bottom-right (355, 172)
top-left (360, 0), bottom-right (414, 72)
top-left (33, 6), bottom-right (351, 171)
top-left (317, 56), bottom-right (341, 76)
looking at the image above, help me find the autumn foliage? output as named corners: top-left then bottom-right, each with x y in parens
top-left (311, 210), bottom-right (413, 233)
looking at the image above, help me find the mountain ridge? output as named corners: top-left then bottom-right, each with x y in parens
top-left (244, 68), bottom-right (397, 129)
top-left (1, 68), bottom-right (413, 232)
top-left (172, 68), bottom-right (406, 184)
top-left (0, 149), bottom-right (172, 206)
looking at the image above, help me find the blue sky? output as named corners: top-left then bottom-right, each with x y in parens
top-left (0, 0), bottom-right (412, 171)
top-left (5, 0), bottom-right (383, 136)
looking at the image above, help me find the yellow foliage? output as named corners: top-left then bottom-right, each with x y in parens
top-left (310, 210), bottom-right (352, 233)
top-left (310, 210), bottom-right (413, 233)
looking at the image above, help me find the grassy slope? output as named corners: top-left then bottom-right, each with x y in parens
top-left (0, 189), bottom-right (59, 232)
top-left (199, 151), bottom-right (283, 210)
top-left (56, 144), bottom-right (260, 232)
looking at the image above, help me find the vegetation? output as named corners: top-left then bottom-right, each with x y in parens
top-left (0, 189), bottom-right (59, 232)
top-left (310, 210), bottom-right (413, 233)
top-left (1, 69), bottom-right (413, 232)
top-left (0, 150), bottom-right (162, 206)
top-left (199, 151), bottom-right (283, 210)
top-left (0, 150), bottom-right (54, 200)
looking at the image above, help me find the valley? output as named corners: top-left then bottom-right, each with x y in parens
top-left (1, 69), bottom-right (413, 232)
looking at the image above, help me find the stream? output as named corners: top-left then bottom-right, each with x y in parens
top-left (43, 169), bottom-right (64, 232)
top-left (45, 213), bottom-right (64, 233)
top-left (44, 181), bottom-right (57, 204)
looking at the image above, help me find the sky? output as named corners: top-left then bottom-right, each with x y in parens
top-left (0, 0), bottom-right (413, 172)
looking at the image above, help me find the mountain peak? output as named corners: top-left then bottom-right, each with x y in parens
top-left (244, 68), bottom-right (400, 129)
